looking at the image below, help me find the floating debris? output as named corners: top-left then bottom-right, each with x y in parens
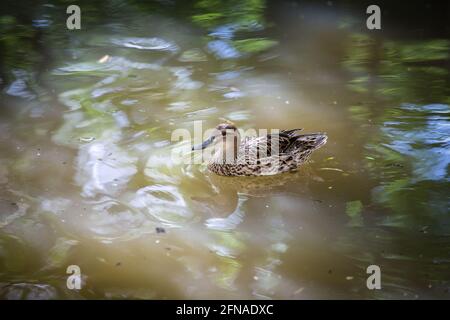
top-left (79, 137), bottom-right (96, 143)
top-left (98, 55), bottom-right (110, 63)
top-left (319, 167), bottom-right (344, 172)
top-left (155, 227), bottom-right (166, 234)
top-left (293, 287), bottom-right (304, 295)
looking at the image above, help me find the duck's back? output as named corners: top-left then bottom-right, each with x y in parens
top-left (208, 131), bottom-right (327, 176)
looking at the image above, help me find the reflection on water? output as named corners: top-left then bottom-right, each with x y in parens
top-left (0, 1), bottom-right (450, 299)
top-left (379, 104), bottom-right (449, 182)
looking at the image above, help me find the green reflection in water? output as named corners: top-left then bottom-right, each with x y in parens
top-left (343, 33), bottom-right (450, 102)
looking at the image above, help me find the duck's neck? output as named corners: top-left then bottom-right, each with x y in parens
top-left (211, 136), bottom-right (240, 164)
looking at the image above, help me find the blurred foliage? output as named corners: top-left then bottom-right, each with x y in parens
top-left (192, 0), bottom-right (266, 29)
top-left (345, 200), bottom-right (362, 218)
top-left (233, 38), bottom-right (277, 53)
top-left (343, 33), bottom-right (450, 102)
top-left (0, 0), bottom-right (276, 89)
top-left (0, 15), bottom-right (37, 84)
top-left (191, 0), bottom-right (277, 56)
top-left (341, 26), bottom-right (450, 234)
top-left (345, 200), bottom-right (363, 227)
top-left (384, 40), bottom-right (449, 63)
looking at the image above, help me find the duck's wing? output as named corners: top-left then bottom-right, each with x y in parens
top-left (235, 130), bottom-right (327, 175)
top-left (262, 129), bottom-right (305, 154)
top-left (286, 132), bottom-right (327, 153)
top-left (277, 129), bottom-right (304, 153)
top-left (238, 129), bottom-right (326, 159)
top-left (237, 129), bottom-right (303, 161)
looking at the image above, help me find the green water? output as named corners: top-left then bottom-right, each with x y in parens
top-left (0, 0), bottom-right (449, 299)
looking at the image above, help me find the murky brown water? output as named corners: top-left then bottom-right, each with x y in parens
top-left (0, 1), bottom-right (449, 299)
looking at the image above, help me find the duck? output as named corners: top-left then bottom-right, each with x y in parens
top-left (192, 123), bottom-right (327, 176)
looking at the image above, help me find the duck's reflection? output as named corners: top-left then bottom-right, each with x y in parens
top-left (191, 168), bottom-right (315, 218)
top-left (188, 168), bottom-right (317, 296)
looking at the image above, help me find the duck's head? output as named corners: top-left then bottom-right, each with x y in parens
top-left (192, 123), bottom-right (241, 163)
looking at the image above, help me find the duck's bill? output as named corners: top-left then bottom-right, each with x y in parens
top-left (192, 136), bottom-right (215, 150)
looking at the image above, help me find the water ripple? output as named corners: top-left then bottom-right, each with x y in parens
top-left (111, 37), bottom-right (179, 53)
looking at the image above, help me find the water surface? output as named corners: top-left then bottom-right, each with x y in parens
top-left (0, 0), bottom-right (449, 299)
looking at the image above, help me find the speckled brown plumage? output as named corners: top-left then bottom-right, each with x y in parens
top-left (202, 125), bottom-right (327, 176)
